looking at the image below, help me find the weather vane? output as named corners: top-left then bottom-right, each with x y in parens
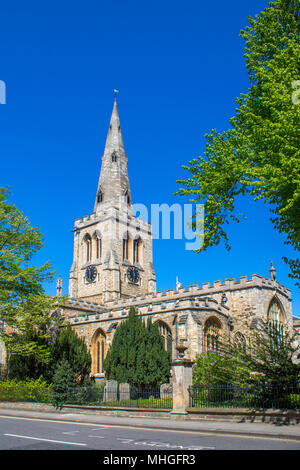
top-left (114, 89), bottom-right (119, 100)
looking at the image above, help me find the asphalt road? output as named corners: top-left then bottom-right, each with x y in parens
top-left (0, 414), bottom-right (299, 453)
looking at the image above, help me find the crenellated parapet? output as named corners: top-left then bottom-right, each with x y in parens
top-left (73, 208), bottom-right (152, 235)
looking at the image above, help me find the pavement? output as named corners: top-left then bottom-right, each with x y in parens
top-left (0, 403), bottom-right (300, 441)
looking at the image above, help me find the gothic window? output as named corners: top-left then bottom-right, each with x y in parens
top-left (111, 151), bottom-right (117, 162)
top-left (123, 238), bottom-right (128, 260)
top-left (234, 332), bottom-right (246, 352)
top-left (93, 231), bottom-right (102, 259)
top-left (123, 232), bottom-right (131, 261)
top-left (83, 234), bottom-right (92, 262)
top-left (156, 321), bottom-right (172, 360)
top-left (204, 318), bottom-right (222, 352)
top-left (267, 297), bottom-right (285, 327)
top-left (91, 329), bottom-right (106, 375)
top-left (133, 237), bottom-right (142, 264)
top-left (267, 297), bottom-right (286, 346)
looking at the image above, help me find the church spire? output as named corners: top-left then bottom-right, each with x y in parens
top-left (94, 96), bottom-right (132, 214)
top-left (103, 96), bottom-right (125, 155)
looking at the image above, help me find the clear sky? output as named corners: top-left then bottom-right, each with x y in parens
top-left (0, 0), bottom-right (299, 316)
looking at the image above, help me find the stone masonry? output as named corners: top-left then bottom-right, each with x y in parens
top-left (59, 98), bottom-right (296, 384)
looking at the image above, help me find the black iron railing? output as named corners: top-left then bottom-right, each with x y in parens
top-left (66, 385), bottom-right (173, 409)
top-left (188, 384), bottom-right (300, 409)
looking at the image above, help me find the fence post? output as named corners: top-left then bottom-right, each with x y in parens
top-left (170, 358), bottom-right (194, 415)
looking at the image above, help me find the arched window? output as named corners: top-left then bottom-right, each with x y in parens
top-left (93, 231), bottom-right (102, 259)
top-left (91, 329), bottom-right (106, 375)
top-left (83, 234), bottom-right (92, 262)
top-left (133, 237), bottom-right (142, 264)
top-left (111, 151), bottom-right (117, 162)
top-left (156, 321), bottom-right (172, 360)
top-left (267, 297), bottom-right (285, 327)
top-left (204, 318), bottom-right (222, 352)
top-left (123, 231), bottom-right (131, 260)
top-left (267, 297), bottom-right (286, 346)
top-left (234, 332), bottom-right (246, 352)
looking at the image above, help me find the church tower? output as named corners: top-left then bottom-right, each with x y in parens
top-left (68, 98), bottom-right (156, 303)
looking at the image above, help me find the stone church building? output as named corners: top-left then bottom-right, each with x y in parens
top-left (59, 98), bottom-right (295, 383)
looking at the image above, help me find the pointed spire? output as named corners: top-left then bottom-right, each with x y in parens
top-left (56, 275), bottom-right (63, 297)
top-left (270, 260), bottom-right (276, 280)
top-left (94, 96), bottom-right (132, 214)
top-left (103, 96), bottom-right (125, 155)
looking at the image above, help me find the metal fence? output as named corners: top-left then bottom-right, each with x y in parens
top-left (188, 384), bottom-right (300, 409)
top-left (66, 385), bottom-right (173, 409)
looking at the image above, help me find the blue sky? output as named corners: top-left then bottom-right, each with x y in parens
top-left (0, 0), bottom-right (299, 316)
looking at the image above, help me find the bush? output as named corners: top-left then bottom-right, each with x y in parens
top-left (50, 359), bottom-right (76, 410)
top-left (0, 378), bottom-right (50, 402)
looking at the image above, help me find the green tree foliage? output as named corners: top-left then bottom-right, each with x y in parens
top-left (244, 322), bottom-right (300, 387)
top-left (193, 323), bottom-right (300, 386)
top-left (104, 307), bottom-right (171, 388)
top-left (176, 0), bottom-right (300, 282)
top-left (51, 323), bottom-right (91, 384)
top-left (192, 350), bottom-right (252, 386)
top-left (0, 187), bottom-right (65, 374)
top-left (50, 359), bottom-right (76, 410)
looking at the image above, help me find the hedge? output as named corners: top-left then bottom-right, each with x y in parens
top-left (0, 378), bottom-right (51, 402)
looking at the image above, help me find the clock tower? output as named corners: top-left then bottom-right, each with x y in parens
top-left (68, 98), bottom-right (156, 303)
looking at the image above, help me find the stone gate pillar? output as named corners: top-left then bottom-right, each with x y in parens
top-left (170, 357), bottom-right (194, 415)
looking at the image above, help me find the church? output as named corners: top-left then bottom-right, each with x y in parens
top-left (59, 98), bottom-right (295, 383)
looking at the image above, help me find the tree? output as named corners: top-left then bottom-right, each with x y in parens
top-left (50, 323), bottom-right (91, 384)
top-left (176, 0), bottom-right (300, 283)
top-left (50, 359), bottom-right (76, 410)
top-left (243, 322), bottom-right (300, 387)
top-left (135, 318), bottom-right (171, 388)
top-left (193, 323), bottom-right (300, 387)
top-left (192, 350), bottom-right (252, 386)
top-left (104, 307), bottom-right (171, 388)
top-left (0, 187), bottom-right (65, 374)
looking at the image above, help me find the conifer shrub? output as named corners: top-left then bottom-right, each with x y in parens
top-left (104, 307), bottom-right (171, 389)
top-left (50, 359), bottom-right (76, 410)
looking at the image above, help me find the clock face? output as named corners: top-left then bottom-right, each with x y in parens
top-left (127, 267), bottom-right (140, 284)
top-left (85, 266), bottom-right (97, 283)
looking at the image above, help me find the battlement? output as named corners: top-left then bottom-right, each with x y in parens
top-left (74, 208), bottom-right (152, 233)
top-left (102, 273), bottom-right (291, 309)
top-left (64, 272), bottom-right (291, 326)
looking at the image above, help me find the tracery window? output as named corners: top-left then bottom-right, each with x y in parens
top-left (93, 231), bottom-right (102, 259)
top-left (92, 329), bottom-right (106, 375)
top-left (267, 297), bottom-right (285, 327)
top-left (83, 234), bottom-right (92, 262)
top-left (204, 318), bottom-right (221, 352)
top-left (234, 332), bottom-right (246, 352)
top-left (157, 321), bottom-right (172, 360)
top-left (133, 237), bottom-right (142, 264)
top-left (123, 238), bottom-right (129, 260)
top-left (267, 297), bottom-right (286, 347)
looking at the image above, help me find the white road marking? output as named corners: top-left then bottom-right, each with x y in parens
top-left (88, 435), bottom-right (105, 439)
top-left (62, 431), bottom-right (80, 435)
top-left (4, 433), bottom-right (87, 446)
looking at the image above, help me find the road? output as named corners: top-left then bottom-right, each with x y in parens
top-left (0, 413), bottom-right (299, 453)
